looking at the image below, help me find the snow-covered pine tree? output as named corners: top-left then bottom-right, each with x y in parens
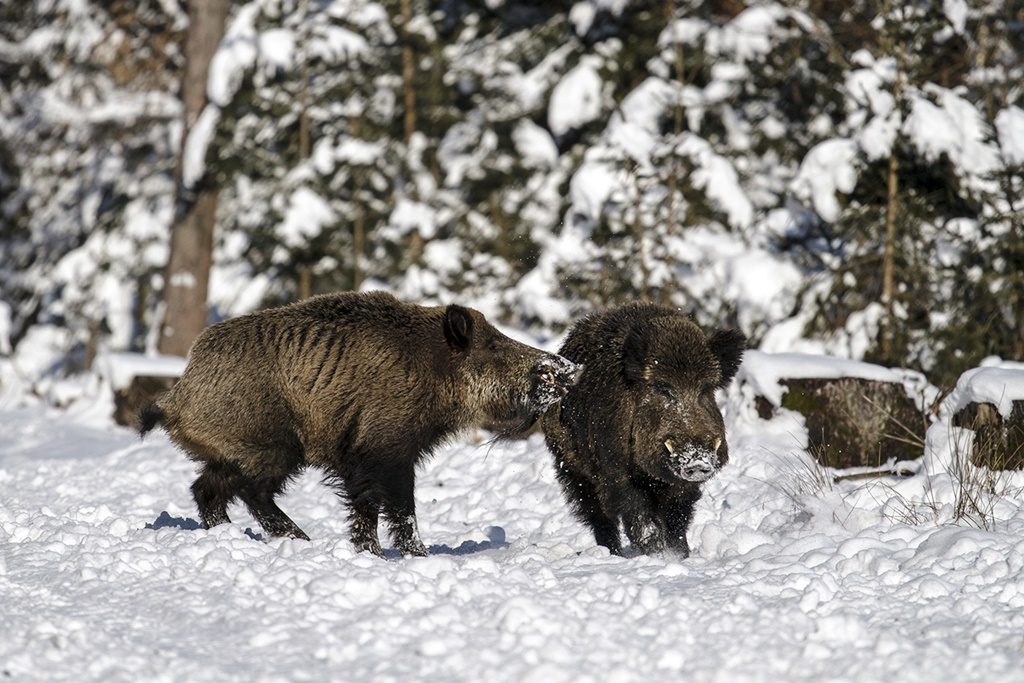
top-left (791, 0), bottom-right (1021, 384)
top-left (0, 0), bottom-right (183, 373)
top-left (927, 2), bottom-right (1024, 381)
top-left (525, 1), bottom-right (822, 342)
top-left (3, 0), bottom-right (1023, 390)
top-left (207, 0), bottom-right (401, 313)
top-left (390, 3), bottom-right (581, 326)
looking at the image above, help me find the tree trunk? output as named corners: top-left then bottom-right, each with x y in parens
top-left (400, 0), bottom-right (416, 142)
top-left (353, 203), bottom-right (365, 291)
top-left (296, 51), bottom-right (313, 300)
top-left (158, 0), bottom-right (231, 357)
top-left (633, 189), bottom-right (650, 303)
top-left (663, 0), bottom-right (684, 304)
top-left (881, 151), bottom-right (899, 360)
top-left (298, 267), bottom-right (312, 301)
top-left (880, 31), bottom-right (904, 363)
top-left (299, 56), bottom-right (311, 160)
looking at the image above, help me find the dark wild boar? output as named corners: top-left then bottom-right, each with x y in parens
top-left (542, 303), bottom-right (745, 557)
top-left (141, 291), bottom-right (579, 557)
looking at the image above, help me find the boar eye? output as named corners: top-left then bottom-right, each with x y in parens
top-left (487, 338), bottom-right (501, 351)
top-left (654, 382), bottom-right (678, 400)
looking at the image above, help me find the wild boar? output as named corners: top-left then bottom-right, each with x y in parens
top-left (542, 303), bottom-right (745, 557)
top-left (141, 291), bottom-right (579, 557)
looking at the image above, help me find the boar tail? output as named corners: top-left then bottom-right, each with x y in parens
top-left (138, 403), bottom-right (166, 437)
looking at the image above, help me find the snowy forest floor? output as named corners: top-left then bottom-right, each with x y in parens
top-left (2, 385), bottom-right (1024, 682)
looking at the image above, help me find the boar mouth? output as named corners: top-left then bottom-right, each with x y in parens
top-left (663, 438), bottom-right (721, 483)
top-left (528, 356), bottom-right (582, 412)
top-left (484, 394), bottom-right (549, 441)
top-left (485, 357), bottom-right (580, 441)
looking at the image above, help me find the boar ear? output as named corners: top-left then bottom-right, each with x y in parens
top-left (709, 328), bottom-right (746, 387)
top-left (443, 304), bottom-right (474, 351)
top-left (621, 324), bottom-right (650, 385)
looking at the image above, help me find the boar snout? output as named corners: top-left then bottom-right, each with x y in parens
top-left (664, 436), bottom-right (722, 483)
top-left (530, 355), bottom-right (583, 411)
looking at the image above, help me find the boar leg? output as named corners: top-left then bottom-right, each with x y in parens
top-left (623, 514), bottom-right (666, 554)
top-left (554, 465), bottom-right (623, 555)
top-left (335, 467), bottom-right (384, 557)
top-left (654, 486), bottom-right (702, 558)
top-left (381, 463), bottom-right (428, 557)
top-left (348, 500), bottom-right (382, 556)
top-left (191, 461), bottom-right (242, 529)
top-left (237, 478), bottom-right (309, 541)
top-left (620, 487), bottom-right (666, 555)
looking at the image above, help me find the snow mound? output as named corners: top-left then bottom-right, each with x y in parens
top-left (97, 352), bottom-right (187, 391)
top-left (941, 362), bottom-right (1024, 419)
top-left (738, 350), bottom-right (906, 407)
top-left (3, 371), bottom-right (1024, 680)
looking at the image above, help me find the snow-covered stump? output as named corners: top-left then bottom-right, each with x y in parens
top-left (946, 363), bottom-right (1024, 471)
top-left (97, 352), bottom-right (187, 428)
top-left (739, 351), bottom-right (932, 469)
top-left (769, 377), bottom-right (923, 468)
top-left (953, 401), bottom-right (1024, 470)
top-left (112, 375), bottom-right (178, 427)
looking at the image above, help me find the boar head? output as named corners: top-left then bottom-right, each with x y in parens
top-left (623, 317), bottom-right (745, 483)
top-left (443, 304), bottom-right (580, 433)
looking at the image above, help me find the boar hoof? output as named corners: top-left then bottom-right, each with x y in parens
top-left (627, 520), bottom-right (666, 555)
top-left (665, 538), bottom-right (691, 559)
top-left (353, 538), bottom-right (385, 557)
top-left (634, 537), bottom-right (666, 555)
top-left (397, 539), bottom-right (428, 557)
top-left (259, 519), bottom-right (309, 541)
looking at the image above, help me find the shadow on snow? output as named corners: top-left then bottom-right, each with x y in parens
top-left (425, 525), bottom-right (508, 557)
top-left (145, 511), bottom-right (264, 540)
top-left (144, 512), bottom-right (508, 555)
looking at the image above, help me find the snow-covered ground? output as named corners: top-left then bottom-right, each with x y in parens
top-left (3, 362), bottom-right (1024, 682)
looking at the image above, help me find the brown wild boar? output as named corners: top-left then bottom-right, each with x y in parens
top-left (542, 303), bottom-right (745, 557)
top-left (141, 291), bottom-right (579, 557)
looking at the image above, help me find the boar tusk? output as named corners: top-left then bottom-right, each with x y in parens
top-left (664, 439), bottom-right (675, 454)
top-left (714, 438), bottom-right (722, 452)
